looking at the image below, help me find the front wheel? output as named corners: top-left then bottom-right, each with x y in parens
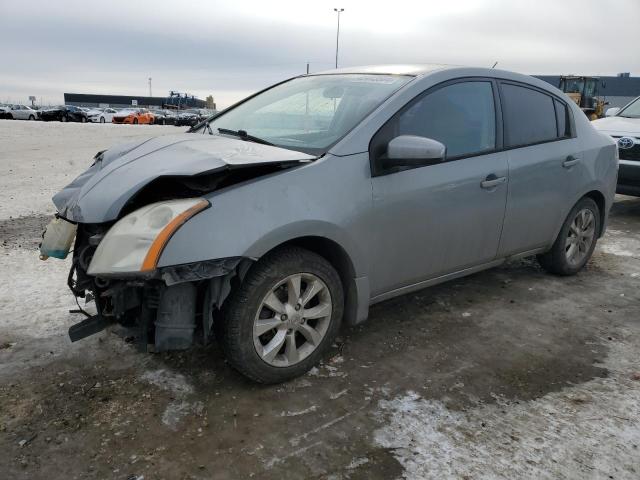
top-left (100, 117), bottom-right (105, 123)
top-left (28, 115), bottom-right (35, 121)
top-left (220, 247), bottom-right (344, 384)
top-left (537, 197), bottom-right (600, 275)
top-left (133, 118), bottom-right (138, 125)
top-left (61, 115), bottom-right (68, 122)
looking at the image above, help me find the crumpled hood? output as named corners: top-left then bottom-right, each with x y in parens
top-left (591, 116), bottom-right (640, 135)
top-left (53, 133), bottom-right (315, 223)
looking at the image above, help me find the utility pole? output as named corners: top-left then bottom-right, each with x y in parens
top-left (334, 8), bottom-right (344, 69)
top-left (306, 62), bottom-right (310, 74)
top-left (148, 77), bottom-right (152, 97)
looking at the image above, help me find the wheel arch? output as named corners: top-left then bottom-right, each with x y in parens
top-left (583, 189), bottom-right (607, 237)
top-left (255, 235), bottom-right (368, 326)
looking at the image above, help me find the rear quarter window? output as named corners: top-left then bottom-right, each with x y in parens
top-left (501, 83), bottom-right (558, 147)
top-left (554, 99), bottom-right (571, 138)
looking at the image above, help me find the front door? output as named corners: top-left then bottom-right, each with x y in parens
top-left (368, 80), bottom-right (509, 297)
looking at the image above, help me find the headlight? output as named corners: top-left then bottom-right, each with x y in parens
top-left (87, 198), bottom-right (209, 275)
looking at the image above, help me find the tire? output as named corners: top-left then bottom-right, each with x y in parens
top-left (537, 197), bottom-right (600, 276)
top-left (61, 115), bottom-right (68, 122)
top-left (133, 118), bottom-right (138, 125)
top-left (100, 117), bottom-right (105, 123)
top-left (81, 116), bottom-right (87, 123)
top-left (7, 114), bottom-right (13, 120)
top-left (28, 115), bottom-right (35, 121)
top-left (219, 246), bottom-right (344, 384)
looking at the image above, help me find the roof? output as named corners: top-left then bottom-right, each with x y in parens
top-left (314, 64), bottom-right (456, 76)
top-left (536, 75), bottom-right (640, 97)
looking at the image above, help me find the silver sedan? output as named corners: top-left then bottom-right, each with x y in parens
top-left (42, 65), bottom-right (617, 383)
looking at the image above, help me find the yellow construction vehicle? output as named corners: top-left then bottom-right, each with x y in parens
top-left (558, 76), bottom-right (607, 120)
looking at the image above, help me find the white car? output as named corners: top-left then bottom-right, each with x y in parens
top-left (7, 104), bottom-right (39, 120)
top-left (592, 96), bottom-right (640, 196)
top-left (87, 108), bottom-right (119, 123)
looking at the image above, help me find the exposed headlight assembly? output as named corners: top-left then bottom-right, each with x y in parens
top-left (88, 198), bottom-right (209, 275)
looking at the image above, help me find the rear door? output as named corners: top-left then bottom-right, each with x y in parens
top-left (497, 82), bottom-right (586, 256)
top-left (369, 79), bottom-right (509, 297)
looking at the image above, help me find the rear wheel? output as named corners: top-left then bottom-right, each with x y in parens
top-left (133, 118), bottom-right (138, 125)
top-left (61, 115), bottom-right (68, 122)
top-left (81, 116), bottom-right (87, 123)
top-left (220, 247), bottom-right (344, 384)
top-left (537, 197), bottom-right (600, 275)
top-left (28, 115), bottom-right (35, 121)
top-left (100, 117), bottom-right (105, 123)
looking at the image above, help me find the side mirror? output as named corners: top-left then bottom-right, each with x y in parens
top-left (605, 107), bottom-right (620, 117)
top-left (386, 135), bottom-right (446, 167)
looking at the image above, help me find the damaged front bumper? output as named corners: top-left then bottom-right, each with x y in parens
top-left (65, 224), bottom-right (252, 352)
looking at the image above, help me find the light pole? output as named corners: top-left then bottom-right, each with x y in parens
top-left (148, 77), bottom-right (152, 97)
top-left (333, 8), bottom-right (344, 69)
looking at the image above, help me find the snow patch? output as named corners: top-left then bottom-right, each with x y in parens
top-left (374, 338), bottom-right (640, 479)
top-left (140, 369), bottom-right (199, 430)
top-left (0, 248), bottom-right (77, 338)
top-left (280, 405), bottom-right (317, 417)
top-left (140, 369), bottom-right (194, 395)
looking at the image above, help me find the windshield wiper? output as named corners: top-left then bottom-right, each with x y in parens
top-left (217, 128), bottom-right (274, 146)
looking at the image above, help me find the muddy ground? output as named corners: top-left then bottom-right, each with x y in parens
top-left (1, 121), bottom-right (639, 479)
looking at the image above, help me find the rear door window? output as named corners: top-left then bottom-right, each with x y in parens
top-left (501, 83), bottom-right (558, 147)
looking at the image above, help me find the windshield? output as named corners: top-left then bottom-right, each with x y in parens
top-left (619, 97), bottom-right (640, 118)
top-left (205, 74), bottom-right (412, 154)
top-left (560, 78), bottom-right (584, 94)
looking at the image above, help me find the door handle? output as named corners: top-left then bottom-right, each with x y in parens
top-left (562, 155), bottom-right (580, 168)
top-left (481, 175), bottom-right (507, 189)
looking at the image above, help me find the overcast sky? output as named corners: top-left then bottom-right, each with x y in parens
top-left (1, 0), bottom-right (639, 108)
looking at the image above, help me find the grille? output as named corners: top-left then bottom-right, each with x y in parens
top-left (619, 144), bottom-right (640, 161)
top-left (613, 137), bottom-right (640, 162)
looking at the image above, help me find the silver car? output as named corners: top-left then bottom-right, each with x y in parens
top-left (7, 104), bottom-right (39, 120)
top-left (41, 65), bottom-right (617, 383)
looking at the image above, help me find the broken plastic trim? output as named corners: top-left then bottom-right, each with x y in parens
top-left (160, 257), bottom-right (250, 286)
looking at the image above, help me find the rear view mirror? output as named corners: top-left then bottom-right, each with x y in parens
top-left (605, 107), bottom-right (620, 117)
top-left (386, 135), bottom-right (446, 167)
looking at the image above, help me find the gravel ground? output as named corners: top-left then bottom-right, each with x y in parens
top-left (0, 120), bottom-right (639, 479)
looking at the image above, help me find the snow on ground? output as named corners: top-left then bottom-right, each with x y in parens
top-left (0, 120), bottom-right (179, 219)
top-left (374, 334), bottom-right (640, 480)
top-left (600, 229), bottom-right (640, 259)
top-left (0, 249), bottom-right (75, 339)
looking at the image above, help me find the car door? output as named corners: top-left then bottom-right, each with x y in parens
top-left (496, 82), bottom-right (585, 256)
top-left (369, 79), bottom-right (509, 297)
top-left (12, 105), bottom-right (26, 120)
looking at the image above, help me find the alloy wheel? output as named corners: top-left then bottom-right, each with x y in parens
top-left (565, 208), bottom-right (596, 266)
top-left (253, 273), bottom-right (332, 367)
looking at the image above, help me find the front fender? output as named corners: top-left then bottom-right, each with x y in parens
top-left (157, 153), bottom-right (373, 278)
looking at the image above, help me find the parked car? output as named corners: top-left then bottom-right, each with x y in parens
top-left (5, 104), bottom-right (40, 120)
top-left (151, 109), bottom-right (177, 125)
top-left (0, 104), bottom-right (15, 119)
top-left (592, 95), bottom-right (640, 196)
top-left (174, 110), bottom-right (200, 127)
top-left (40, 105), bottom-right (88, 123)
top-left (112, 108), bottom-right (154, 125)
top-left (87, 108), bottom-right (119, 123)
top-left (41, 65), bottom-right (617, 384)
